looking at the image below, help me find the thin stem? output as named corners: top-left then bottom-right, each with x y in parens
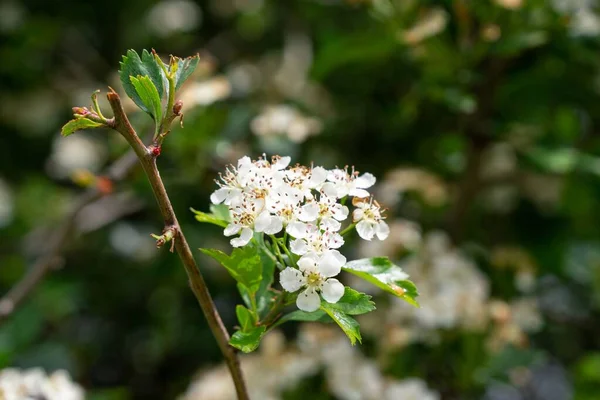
top-left (268, 235), bottom-right (287, 269)
top-left (106, 90), bottom-right (249, 400)
top-left (277, 238), bottom-right (297, 268)
top-left (340, 222), bottom-right (356, 237)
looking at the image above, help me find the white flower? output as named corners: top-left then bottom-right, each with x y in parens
top-left (280, 252), bottom-right (346, 312)
top-left (285, 165), bottom-right (328, 200)
top-left (288, 224), bottom-right (344, 255)
top-left (210, 156), bottom-right (252, 206)
top-left (225, 198), bottom-right (280, 247)
top-left (352, 198), bottom-right (389, 241)
top-left (323, 168), bottom-right (376, 199)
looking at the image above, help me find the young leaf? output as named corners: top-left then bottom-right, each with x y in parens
top-left (190, 207), bottom-right (228, 228)
top-left (210, 204), bottom-right (231, 222)
top-left (343, 257), bottom-right (419, 307)
top-left (320, 306), bottom-right (362, 345)
top-left (229, 326), bottom-right (266, 353)
top-left (119, 49), bottom-right (164, 114)
top-left (130, 75), bottom-right (163, 122)
top-left (324, 287), bottom-right (376, 315)
top-left (236, 305), bottom-right (256, 332)
top-left (200, 246), bottom-right (262, 294)
top-left (173, 54), bottom-right (200, 90)
top-left (61, 118), bottom-right (104, 136)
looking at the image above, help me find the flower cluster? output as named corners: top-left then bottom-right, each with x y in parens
top-left (211, 155), bottom-right (390, 311)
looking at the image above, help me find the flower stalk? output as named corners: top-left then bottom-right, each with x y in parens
top-left (105, 90), bottom-right (249, 400)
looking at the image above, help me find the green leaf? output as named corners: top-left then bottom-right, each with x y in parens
top-left (320, 306), bottom-right (362, 345)
top-left (130, 75), bottom-right (163, 122)
top-left (61, 118), bottom-right (104, 136)
top-left (237, 283), bottom-right (252, 309)
top-left (229, 326), bottom-right (266, 353)
top-left (200, 246), bottom-right (262, 294)
top-left (210, 204), bottom-right (231, 222)
top-left (119, 49), bottom-right (164, 114)
top-left (343, 257), bottom-right (419, 307)
top-left (324, 287), bottom-right (375, 315)
top-left (256, 289), bottom-right (277, 320)
top-left (173, 54), bottom-right (200, 90)
top-left (275, 309), bottom-right (331, 327)
top-left (236, 305), bottom-right (256, 332)
top-left (190, 207), bottom-right (228, 228)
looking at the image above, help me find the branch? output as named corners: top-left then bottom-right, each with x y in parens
top-left (0, 149), bottom-right (140, 324)
top-left (106, 90), bottom-right (249, 400)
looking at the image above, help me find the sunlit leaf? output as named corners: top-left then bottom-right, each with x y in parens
top-left (61, 118), bottom-right (104, 136)
top-left (343, 257), bottom-right (419, 307)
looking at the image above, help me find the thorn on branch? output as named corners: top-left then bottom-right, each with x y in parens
top-left (151, 226), bottom-right (177, 252)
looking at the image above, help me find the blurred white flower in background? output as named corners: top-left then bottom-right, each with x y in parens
top-left (551, 0), bottom-right (600, 36)
top-left (109, 222), bottom-right (158, 262)
top-left (146, 0), bottom-right (202, 37)
top-left (0, 368), bottom-right (84, 400)
top-left (178, 76), bottom-right (232, 108)
top-left (180, 325), bottom-right (440, 400)
top-left (0, 179), bottom-right (14, 228)
top-left (250, 105), bottom-right (323, 143)
top-left (0, 1), bottom-right (25, 33)
top-left (46, 134), bottom-right (106, 179)
top-left (384, 378), bottom-right (440, 400)
top-left (400, 8), bottom-right (448, 45)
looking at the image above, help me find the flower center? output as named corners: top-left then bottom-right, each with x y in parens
top-left (306, 271), bottom-right (322, 287)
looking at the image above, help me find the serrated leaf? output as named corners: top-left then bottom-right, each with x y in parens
top-left (275, 309), bottom-right (331, 327)
top-left (173, 54), bottom-right (200, 90)
top-left (343, 257), bottom-right (419, 307)
top-left (200, 246), bottom-right (262, 294)
top-left (320, 306), bottom-right (362, 345)
top-left (190, 207), bottom-right (228, 228)
top-left (324, 287), bottom-right (375, 315)
top-left (61, 118), bottom-right (104, 136)
top-left (236, 305), bottom-right (255, 332)
top-left (130, 75), bottom-right (163, 122)
top-left (229, 326), bottom-right (266, 353)
top-left (119, 49), bottom-right (164, 114)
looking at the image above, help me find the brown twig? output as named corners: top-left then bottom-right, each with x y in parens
top-left (0, 150), bottom-right (139, 323)
top-left (106, 90), bottom-right (249, 400)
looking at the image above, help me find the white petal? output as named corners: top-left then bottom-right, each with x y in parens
top-left (321, 279), bottom-right (345, 303)
top-left (318, 250), bottom-right (346, 277)
top-left (224, 223), bottom-right (241, 237)
top-left (352, 208), bottom-right (365, 222)
top-left (273, 156), bottom-right (291, 170)
top-left (290, 238), bottom-right (308, 255)
top-left (356, 220), bottom-right (375, 241)
top-left (237, 156), bottom-right (251, 168)
top-left (350, 188), bottom-right (370, 198)
top-left (321, 182), bottom-right (339, 198)
top-left (210, 187), bottom-right (229, 204)
top-left (332, 204), bottom-right (349, 221)
top-left (376, 220), bottom-right (390, 240)
top-left (253, 211), bottom-right (272, 232)
top-left (309, 167), bottom-right (327, 187)
top-left (286, 221), bottom-right (308, 238)
top-left (279, 267), bottom-right (305, 292)
top-left (296, 288), bottom-right (321, 312)
top-left (320, 217), bottom-right (341, 232)
top-left (355, 172), bottom-right (376, 189)
top-left (298, 203), bottom-right (319, 222)
top-left (297, 255), bottom-right (318, 273)
top-left (264, 216), bottom-right (283, 235)
top-left (230, 227), bottom-right (253, 247)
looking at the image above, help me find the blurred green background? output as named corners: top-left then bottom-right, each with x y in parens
top-left (2, 0), bottom-right (600, 399)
